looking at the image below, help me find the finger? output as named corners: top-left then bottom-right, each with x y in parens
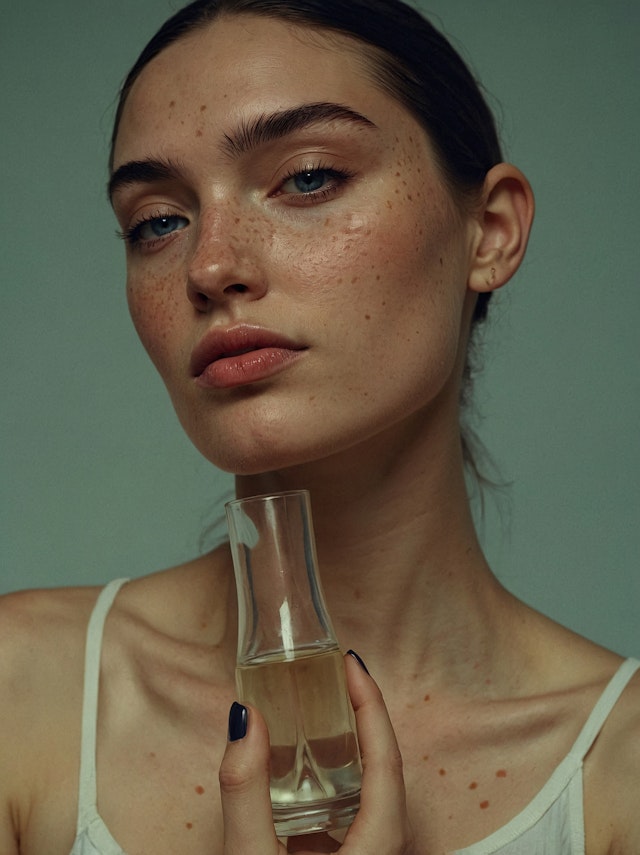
top-left (342, 652), bottom-right (412, 851)
top-left (219, 702), bottom-right (284, 855)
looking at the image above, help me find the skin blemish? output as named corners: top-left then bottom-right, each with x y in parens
top-left (423, 694), bottom-right (430, 702)
top-left (480, 801), bottom-right (490, 810)
top-left (196, 129), bottom-right (203, 137)
top-left (169, 100), bottom-right (175, 108)
top-left (496, 769), bottom-right (507, 778)
top-left (200, 104), bottom-right (206, 111)
top-left (186, 822), bottom-right (193, 830)
top-left (195, 785), bottom-right (205, 795)
top-left (439, 768), bottom-right (446, 776)
top-left (422, 755), bottom-right (429, 762)
top-left (469, 781), bottom-right (478, 790)
top-left (365, 314), bottom-right (371, 320)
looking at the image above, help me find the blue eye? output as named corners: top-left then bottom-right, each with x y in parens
top-left (120, 213), bottom-right (189, 246)
top-left (279, 166), bottom-right (352, 199)
top-left (289, 170), bottom-right (329, 193)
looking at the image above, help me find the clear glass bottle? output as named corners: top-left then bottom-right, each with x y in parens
top-left (225, 490), bottom-right (362, 836)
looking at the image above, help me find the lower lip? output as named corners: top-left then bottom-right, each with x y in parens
top-left (195, 347), bottom-right (306, 390)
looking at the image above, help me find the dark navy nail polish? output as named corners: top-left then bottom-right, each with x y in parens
top-left (347, 649), bottom-right (370, 675)
top-left (228, 701), bottom-right (248, 741)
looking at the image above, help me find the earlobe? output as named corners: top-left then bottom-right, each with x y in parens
top-left (467, 163), bottom-right (535, 294)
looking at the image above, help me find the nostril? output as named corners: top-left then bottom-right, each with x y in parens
top-left (225, 283), bottom-right (249, 294)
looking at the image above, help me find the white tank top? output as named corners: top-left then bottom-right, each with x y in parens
top-left (69, 578), bottom-right (639, 855)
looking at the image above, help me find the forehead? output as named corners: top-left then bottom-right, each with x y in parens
top-left (113, 14), bottom-right (423, 166)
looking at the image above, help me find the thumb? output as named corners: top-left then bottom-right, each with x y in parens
top-left (219, 701), bottom-right (283, 855)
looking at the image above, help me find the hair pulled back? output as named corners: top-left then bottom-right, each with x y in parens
top-left (111, 0), bottom-right (504, 325)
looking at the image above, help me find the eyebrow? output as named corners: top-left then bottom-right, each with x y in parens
top-left (221, 101), bottom-right (377, 157)
top-left (108, 102), bottom-right (377, 202)
top-left (108, 157), bottom-right (182, 203)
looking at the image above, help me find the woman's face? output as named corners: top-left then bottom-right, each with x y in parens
top-left (111, 15), bottom-right (478, 474)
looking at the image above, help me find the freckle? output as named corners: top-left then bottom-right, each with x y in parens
top-left (200, 104), bottom-right (206, 112)
top-left (422, 754), bottom-right (429, 762)
top-left (351, 276), bottom-right (358, 284)
top-left (439, 257), bottom-right (443, 266)
top-left (439, 768), bottom-right (446, 776)
top-left (423, 694), bottom-right (430, 702)
top-left (196, 129), bottom-right (203, 137)
top-left (149, 752), bottom-right (156, 759)
top-left (195, 785), bottom-right (205, 795)
top-left (496, 769), bottom-right (507, 778)
top-left (480, 801), bottom-right (490, 810)
top-left (186, 822), bottom-right (193, 830)
top-left (169, 100), bottom-right (175, 108)
top-left (364, 314), bottom-right (370, 320)
top-left (469, 781), bottom-right (478, 790)
top-left (407, 194), bottom-right (413, 201)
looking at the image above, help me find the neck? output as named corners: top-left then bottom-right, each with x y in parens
top-left (234, 414), bottom-right (515, 694)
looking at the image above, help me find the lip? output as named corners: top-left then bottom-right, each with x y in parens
top-left (190, 324), bottom-right (308, 389)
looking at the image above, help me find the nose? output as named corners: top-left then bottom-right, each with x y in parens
top-left (186, 206), bottom-right (268, 311)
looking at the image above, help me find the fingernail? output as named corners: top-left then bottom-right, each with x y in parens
top-left (347, 649), bottom-right (370, 675)
top-left (228, 701), bottom-right (248, 741)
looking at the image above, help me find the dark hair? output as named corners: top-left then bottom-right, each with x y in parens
top-left (110, 0), bottom-right (503, 326)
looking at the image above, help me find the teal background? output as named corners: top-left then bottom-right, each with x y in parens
top-left (2, 2), bottom-right (638, 655)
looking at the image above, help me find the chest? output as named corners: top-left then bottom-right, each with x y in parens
top-left (23, 662), bottom-right (605, 855)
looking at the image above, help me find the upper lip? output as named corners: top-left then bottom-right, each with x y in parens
top-left (190, 324), bottom-right (307, 377)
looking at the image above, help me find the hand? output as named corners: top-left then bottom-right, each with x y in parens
top-left (219, 652), bottom-right (413, 854)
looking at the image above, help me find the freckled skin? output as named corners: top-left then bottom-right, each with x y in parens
top-left (113, 15), bottom-right (477, 476)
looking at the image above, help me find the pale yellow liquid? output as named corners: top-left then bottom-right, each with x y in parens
top-left (236, 647), bottom-right (362, 834)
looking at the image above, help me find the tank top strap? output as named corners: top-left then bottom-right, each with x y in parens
top-left (76, 578), bottom-right (130, 832)
top-left (567, 657), bottom-right (640, 763)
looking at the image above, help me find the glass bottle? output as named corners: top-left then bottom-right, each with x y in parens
top-left (225, 490), bottom-right (362, 836)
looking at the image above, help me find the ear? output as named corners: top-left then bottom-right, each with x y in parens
top-left (467, 163), bottom-right (535, 294)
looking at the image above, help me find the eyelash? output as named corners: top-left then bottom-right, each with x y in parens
top-left (116, 211), bottom-right (186, 248)
top-left (117, 162), bottom-right (355, 248)
top-left (274, 162), bottom-right (356, 203)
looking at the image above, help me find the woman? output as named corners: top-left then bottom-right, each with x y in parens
top-left (1, 1), bottom-right (637, 853)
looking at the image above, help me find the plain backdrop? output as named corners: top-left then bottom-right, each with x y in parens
top-left (1, 1), bottom-right (638, 656)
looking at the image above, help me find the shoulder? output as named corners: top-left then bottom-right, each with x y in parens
top-left (584, 659), bottom-right (640, 855)
top-left (0, 585), bottom-right (100, 850)
top-left (0, 585), bottom-right (100, 746)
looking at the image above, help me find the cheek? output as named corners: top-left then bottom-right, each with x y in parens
top-left (126, 269), bottom-right (182, 375)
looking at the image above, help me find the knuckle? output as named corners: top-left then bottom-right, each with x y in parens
top-left (218, 759), bottom-right (253, 796)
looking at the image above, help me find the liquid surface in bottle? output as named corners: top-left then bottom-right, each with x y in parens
top-left (236, 647), bottom-right (362, 806)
